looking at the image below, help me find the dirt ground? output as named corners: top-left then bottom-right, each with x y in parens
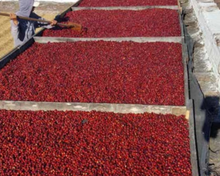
top-left (0, 2), bottom-right (74, 59)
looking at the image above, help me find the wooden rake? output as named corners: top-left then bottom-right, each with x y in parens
top-left (0, 12), bottom-right (83, 32)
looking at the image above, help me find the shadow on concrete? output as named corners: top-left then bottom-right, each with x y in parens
top-left (184, 16), bottom-right (219, 175)
top-left (189, 67), bottom-right (219, 176)
top-left (201, 96), bottom-right (219, 141)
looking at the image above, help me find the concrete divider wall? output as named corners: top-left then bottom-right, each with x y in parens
top-left (181, 0), bottom-right (220, 96)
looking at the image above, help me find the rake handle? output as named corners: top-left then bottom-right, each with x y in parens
top-left (0, 12), bottom-right (60, 25)
top-left (0, 12), bottom-right (81, 29)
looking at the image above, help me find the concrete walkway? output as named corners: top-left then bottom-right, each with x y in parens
top-left (209, 122), bottom-right (220, 176)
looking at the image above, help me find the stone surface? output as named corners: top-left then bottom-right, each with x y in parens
top-left (184, 0), bottom-right (220, 84)
top-left (193, 47), bottom-right (213, 73)
top-left (183, 6), bottom-right (220, 105)
top-left (214, 34), bottom-right (220, 47)
top-left (209, 122), bottom-right (220, 175)
top-left (182, 1), bottom-right (220, 175)
top-left (184, 11), bottom-right (197, 25)
top-left (194, 73), bottom-right (217, 83)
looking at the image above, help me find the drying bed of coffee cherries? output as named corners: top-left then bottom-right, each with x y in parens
top-left (43, 9), bottom-right (181, 37)
top-left (79, 0), bottom-right (177, 6)
top-left (0, 41), bottom-right (184, 105)
top-left (0, 110), bottom-right (192, 175)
